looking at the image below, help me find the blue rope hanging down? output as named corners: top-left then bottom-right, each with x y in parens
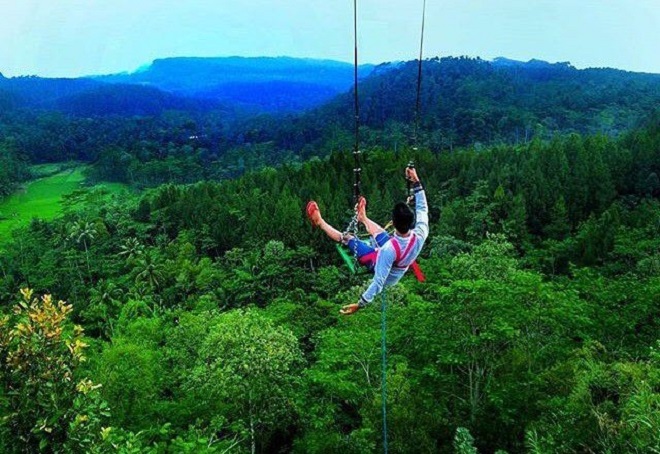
top-left (381, 290), bottom-right (388, 454)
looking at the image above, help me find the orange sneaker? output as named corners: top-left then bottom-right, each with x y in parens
top-left (306, 201), bottom-right (323, 227)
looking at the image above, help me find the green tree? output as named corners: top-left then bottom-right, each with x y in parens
top-left (454, 427), bottom-right (478, 454)
top-left (118, 237), bottom-right (144, 263)
top-left (0, 289), bottom-right (108, 453)
top-left (96, 329), bottom-right (164, 430)
top-left (544, 196), bottom-right (570, 240)
top-left (133, 252), bottom-right (165, 291)
top-left (188, 309), bottom-right (303, 454)
top-left (83, 280), bottom-right (123, 338)
top-left (530, 342), bottom-right (660, 453)
top-left (68, 220), bottom-right (97, 276)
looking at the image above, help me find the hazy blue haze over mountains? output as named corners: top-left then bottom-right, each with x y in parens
top-left (0, 57), bottom-right (376, 114)
top-left (93, 57), bottom-right (376, 112)
top-left (94, 57), bottom-right (373, 93)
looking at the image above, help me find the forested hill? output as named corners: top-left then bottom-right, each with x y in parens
top-left (95, 57), bottom-right (376, 112)
top-left (244, 56), bottom-right (660, 153)
top-left (2, 56), bottom-right (660, 187)
top-left (95, 56), bottom-right (375, 95)
top-left (0, 57), bottom-right (376, 114)
top-left (1, 116), bottom-right (659, 453)
top-left (0, 75), bottom-right (220, 117)
top-left (0, 75), bottom-right (102, 109)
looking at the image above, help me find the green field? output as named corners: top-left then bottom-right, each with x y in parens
top-left (0, 167), bottom-right (127, 241)
top-left (30, 163), bottom-right (72, 178)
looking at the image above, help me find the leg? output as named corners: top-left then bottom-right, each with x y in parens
top-left (306, 201), bottom-right (344, 242)
top-left (316, 211), bottom-right (378, 270)
top-left (356, 197), bottom-right (386, 238)
top-left (361, 215), bottom-right (386, 238)
top-left (306, 200), bottom-right (379, 270)
top-left (346, 236), bottom-right (378, 270)
top-left (319, 219), bottom-right (344, 243)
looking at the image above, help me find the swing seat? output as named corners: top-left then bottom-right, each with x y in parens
top-left (336, 235), bottom-right (377, 275)
top-left (336, 243), bottom-right (357, 274)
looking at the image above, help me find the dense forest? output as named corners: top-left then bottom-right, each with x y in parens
top-left (2, 57), bottom-right (660, 193)
top-left (0, 56), bottom-right (659, 453)
top-left (237, 57), bottom-right (660, 155)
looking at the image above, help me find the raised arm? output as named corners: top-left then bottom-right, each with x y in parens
top-left (406, 167), bottom-right (429, 241)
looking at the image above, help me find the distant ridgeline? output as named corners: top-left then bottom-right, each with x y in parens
top-left (254, 56), bottom-right (660, 153)
top-left (0, 56), bottom-right (659, 171)
top-left (94, 56), bottom-right (375, 112)
top-left (0, 57), bottom-right (375, 115)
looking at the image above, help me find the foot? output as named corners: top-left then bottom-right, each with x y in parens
top-left (306, 201), bottom-right (323, 227)
top-left (356, 196), bottom-right (367, 224)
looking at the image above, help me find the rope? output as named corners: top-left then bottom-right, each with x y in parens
top-left (352, 0), bottom-right (362, 205)
top-left (412, 0), bottom-right (427, 151)
top-left (380, 290), bottom-right (388, 454)
top-left (341, 0), bottom-right (362, 264)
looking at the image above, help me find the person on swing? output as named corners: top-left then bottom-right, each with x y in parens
top-left (306, 166), bottom-right (428, 315)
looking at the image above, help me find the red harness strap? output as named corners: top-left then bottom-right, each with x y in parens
top-left (358, 250), bottom-right (378, 267)
top-left (391, 234), bottom-right (416, 267)
top-left (409, 262), bottom-right (426, 282)
top-left (390, 235), bottom-right (426, 282)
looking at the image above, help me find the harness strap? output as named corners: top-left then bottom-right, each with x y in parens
top-left (390, 235), bottom-right (426, 282)
top-left (358, 250), bottom-right (378, 267)
top-left (410, 261), bottom-right (426, 282)
top-left (390, 239), bottom-right (400, 260)
top-left (391, 234), bottom-right (417, 268)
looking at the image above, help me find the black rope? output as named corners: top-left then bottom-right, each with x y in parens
top-left (353, 0), bottom-right (362, 204)
top-left (408, 0), bottom-right (426, 203)
top-left (412, 0), bottom-right (427, 151)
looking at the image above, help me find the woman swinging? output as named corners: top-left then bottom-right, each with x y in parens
top-left (306, 166), bottom-right (428, 315)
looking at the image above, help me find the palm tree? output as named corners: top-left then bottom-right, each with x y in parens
top-left (88, 280), bottom-right (123, 337)
top-left (118, 237), bottom-right (144, 263)
top-left (134, 253), bottom-right (164, 290)
top-left (68, 220), bottom-right (97, 276)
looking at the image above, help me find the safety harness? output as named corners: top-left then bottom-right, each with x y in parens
top-left (357, 233), bottom-right (426, 282)
top-left (390, 234), bottom-right (426, 282)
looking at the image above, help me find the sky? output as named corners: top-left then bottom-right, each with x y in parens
top-left (1, 0), bottom-right (659, 77)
